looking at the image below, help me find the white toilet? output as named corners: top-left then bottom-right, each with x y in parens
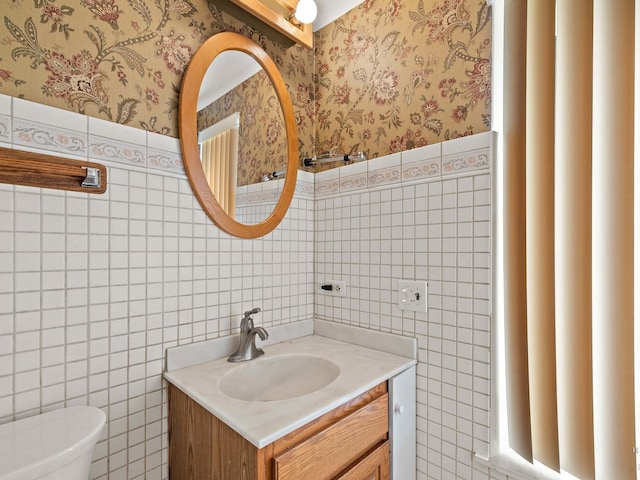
top-left (0, 406), bottom-right (106, 480)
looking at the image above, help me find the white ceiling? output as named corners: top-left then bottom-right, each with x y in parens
top-left (198, 52), bottom-right (261, 111)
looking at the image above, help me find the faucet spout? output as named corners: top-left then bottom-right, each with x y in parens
top-left (251, 326), bottom-right (268, 342)
top-left (228, 308), bottom-right (268, 363)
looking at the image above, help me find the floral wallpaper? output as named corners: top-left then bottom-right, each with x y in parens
top-left (312, 0), bottom-right (491, 165)
top-left (198, 69), bottom-right (288, 186)
top-left (0, 0), bottom-right (491, 173)
top-left (0, 0), bottom-right (314, 143)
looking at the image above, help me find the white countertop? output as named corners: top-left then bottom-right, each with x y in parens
top-left (164, 334), bottom-right (416, 448)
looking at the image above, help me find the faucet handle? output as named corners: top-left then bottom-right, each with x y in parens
top-left (244, 307), bottom-right (261, 318)
top-left (240, 307), bottom-right (261, 333)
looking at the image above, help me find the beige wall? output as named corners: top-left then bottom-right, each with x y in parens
top-left (0, 0), bottom-right (491, 168)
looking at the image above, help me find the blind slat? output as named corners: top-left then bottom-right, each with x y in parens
top-left (555, 2), bottom-right (595, 478)
top-left (592, 0), bottom-right (636, 477)
top-left (503, 0), bottom-right (532, 462)
top-left (525, 0), bottom-right (559, 471)
top-left (229, 128), bottom-right (238, 218)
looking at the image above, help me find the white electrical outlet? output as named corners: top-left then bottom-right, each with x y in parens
top-left (319, 280), bottom-right (347, 297)
top-left (398, 280), bottom-right (428, 312)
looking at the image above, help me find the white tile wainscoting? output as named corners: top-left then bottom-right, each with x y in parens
top-left (314, 132), bottom-right (494, 480)
top-left (0, 94), bottom-right (499, 480)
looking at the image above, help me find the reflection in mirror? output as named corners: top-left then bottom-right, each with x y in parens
top-left (198, 112), bottom-right (239, 219)
top-left (196, 50), bottom-right (287, 225)
top-left (179, 32), bottom-right (298, 239)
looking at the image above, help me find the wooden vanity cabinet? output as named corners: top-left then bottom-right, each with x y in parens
top-left (168, 382), bottom-right (390, 480)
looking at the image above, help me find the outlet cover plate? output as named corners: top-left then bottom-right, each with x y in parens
top-left (332, 280), bottom-right (346, 297)
top-left (398, 280), bottom-right (428, 312)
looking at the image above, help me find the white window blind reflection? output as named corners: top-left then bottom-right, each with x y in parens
top-left (199, 113), bottom-right (239, 218)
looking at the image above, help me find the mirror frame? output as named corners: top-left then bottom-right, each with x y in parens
top-left (179, 32), bottom-right (298, 239)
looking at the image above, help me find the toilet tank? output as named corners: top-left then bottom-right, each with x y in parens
top-left (0, 406), bottom-right (106, 480)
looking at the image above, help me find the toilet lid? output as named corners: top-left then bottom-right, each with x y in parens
top-left (0, 406), bottom-right (106, 480)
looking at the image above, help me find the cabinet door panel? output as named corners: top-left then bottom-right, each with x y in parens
top-left (274, 394), bottom-right (388, 480)
top-left (336, 441), bottom-right (390, 480)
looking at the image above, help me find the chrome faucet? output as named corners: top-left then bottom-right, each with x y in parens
top-left (227, 308), bottom-right (269, 362)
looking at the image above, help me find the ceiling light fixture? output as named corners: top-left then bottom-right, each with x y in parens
top-left (293, 0), bottom-right (317, 24)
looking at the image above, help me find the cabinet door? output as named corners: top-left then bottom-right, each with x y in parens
top-left (336, 441), bottom-right (390, 480)
top-left (389, 366), bottom-right (416, 479)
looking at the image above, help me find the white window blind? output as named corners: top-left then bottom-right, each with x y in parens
top-left (501, 0), bottom-right (636, 478)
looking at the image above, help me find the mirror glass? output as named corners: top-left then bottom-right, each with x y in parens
top-left (196, 51), bottom-right (287, 225)
top-left (179, 32), bottom-right (298, 238)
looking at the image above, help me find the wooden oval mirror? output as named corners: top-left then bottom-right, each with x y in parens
top-left (179, 32), bottom-right (298, 238)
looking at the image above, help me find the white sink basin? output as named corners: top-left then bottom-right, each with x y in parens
top-left (219, 354), bottom-right (340, 402)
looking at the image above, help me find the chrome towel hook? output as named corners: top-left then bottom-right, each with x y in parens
top-left (81, 167), bottom-right (101, 189)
